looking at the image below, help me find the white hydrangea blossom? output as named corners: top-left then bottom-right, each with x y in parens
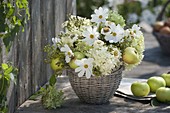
top-left (87, 46), bottom-right (117, 75)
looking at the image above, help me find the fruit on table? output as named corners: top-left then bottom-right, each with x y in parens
top-left (153, 21), bottom-right (164, 31)
top-left (123, 47), bottom-right (139, 64)
top-left (50, 57), bottom-right (64, 71)
top-left (131, 82), bottom-right (150, 97)
top-left (156, 87), bottom-right (170, 103)
top-left (161, 73), bottom-right (170, 87)
top-left (69, 59), bottom-right (78, 69)
top-left (159, 26), bottom-right (170, 35)
top-left (147, 76), bottom-right (166, 93)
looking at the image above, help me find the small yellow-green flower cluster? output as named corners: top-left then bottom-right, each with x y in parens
top-left (46, 7), bottom-right (145, 78)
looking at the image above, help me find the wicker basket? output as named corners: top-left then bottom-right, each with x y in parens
top-left (153, 31), bottom-right (170, 56)
top-left (67, 66), bottom-right (124, 104)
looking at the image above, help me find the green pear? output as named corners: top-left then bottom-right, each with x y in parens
top-left (147, 76), bottom-right (166, 93)
top-left (123, 47), bottom-right (139, 64)
top-left (69, 59), bottom-right (78, 69)
top-left (161, 73), bottom-right (170, 87)
top-left (131, 82), bottom-right (150, 97)
top-left (50, 57), bottom-right (64, 71)
top-left (156, 87), bottom-right (170, 103)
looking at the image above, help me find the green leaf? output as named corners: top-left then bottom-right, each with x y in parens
top-left (151, 97), bottom-right (161, 107)
top-left (4, 66), bottom-right (13, 75)
top-left (1, 64), bottom-right (8, 70)
top-left (49, 75), bottom-right (56, 86)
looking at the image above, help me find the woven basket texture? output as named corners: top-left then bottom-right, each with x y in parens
top-left (68, 66), bottom-right (124, 104)
top-left (153, 31), bottom-right (170, 55)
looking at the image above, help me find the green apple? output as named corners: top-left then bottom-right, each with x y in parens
top-left (50, 57), bottom-right (64, 71)
top-left (123, 47), bottom-right (139, 64)
top-left (156, 87), bottom-right (170, 103)
top-left (131, 82), bottom-right (150, 97)
top-left (69, 59), bottom-right (78, 69)
top-left (74, 52), bottom-right (85, 60)
top-left (161, 73), bottom-right (170, 87)
top-left (147, 76), bottom-right (166, 93)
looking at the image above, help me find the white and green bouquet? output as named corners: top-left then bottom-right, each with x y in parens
top-left (45, 7), bottom-right (145, 79)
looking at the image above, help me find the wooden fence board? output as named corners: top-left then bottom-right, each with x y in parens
top-left (0, 0), bottom-right (76, 113)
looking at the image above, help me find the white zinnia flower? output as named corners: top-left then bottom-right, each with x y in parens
top-left (104, 23), bottom-right (124, 43)
top-left (82, 26), bottom-right (99, 46)
top-left (131, 24), bottom-right (143, 38)
top-left (75, 58), bottom-right (94, 79)
top-left (60, 44), bottom-right (73, 63)
top-left (111, 48), bottom-right (121, 59)
top-left (91, 7), bottom-right (109, 24)
top-left (93, 40), bottom-right (104, 48)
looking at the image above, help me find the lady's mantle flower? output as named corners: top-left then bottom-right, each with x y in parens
top-left (75, 58), bottom-right (94, 79)
top-left (60, 44), bottom-right (73, 63)
top-left (91, 7), bottom-right (109, 24)
top-left (82, 26), bottom-right (99, 46)
top-left (104, 23), bottom-right (124, 43)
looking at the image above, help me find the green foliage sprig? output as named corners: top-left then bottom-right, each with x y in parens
top-left (0, 0), bottom-right (30, 52)
top-left (0, 63), bottom-right (18, 113)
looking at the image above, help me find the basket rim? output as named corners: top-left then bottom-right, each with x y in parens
top-left (153, 31), bottom-right (170, 38)
top-left (67, 66), bottom-right (124, 79)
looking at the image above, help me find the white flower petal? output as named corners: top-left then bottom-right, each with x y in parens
top-left (66, 56), bottom-right (71, 63)
top-left (85, 69), bottom-right (92, 79)
top-left (75, 67), bottom-right (82, 72)
top-left (78, 70), bottom-right (85, 77)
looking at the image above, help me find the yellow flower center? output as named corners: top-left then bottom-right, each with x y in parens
top-left (114, 51), bottom-right (118, 56)
top-left (90, 34), bottom-right (94, 39)
top-left (84, 64), bottom-right (88, 68)
top-left (112, 32), bottom-right (117, 36)
top-left (99, 15), bottom-right (103, 19)
top-left (103, 27), bottom-right (110, 33)
top-left (134, 30), bottom-right (136, 33)
top-left (67, 51), bottom-right (71, 55)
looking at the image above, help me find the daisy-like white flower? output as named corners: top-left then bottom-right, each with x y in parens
top-left (91, 7), bottom-right (109, 24)
top-left (104, 23), bottom-right (124, 43)
top-left (75, 58), bottom-right (94, 79)
top-left (111, 48), bottom-right (121, 59)
top-left (131, 24), bottom-right (143, 38)
top-left (60, 44), bottom-right (73, 63)
top-left (82, 26), bottom-right (99, 46)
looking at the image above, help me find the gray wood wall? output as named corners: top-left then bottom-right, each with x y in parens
top-left (0, 0), bottom-right (76, 113)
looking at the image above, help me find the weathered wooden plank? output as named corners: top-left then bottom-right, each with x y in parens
top-left (54, 0), bottom-right (67, 35)
top-left (40, 0), bottom-right (55, 81)
top-left (31, 0), bottom-right (42, 93)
